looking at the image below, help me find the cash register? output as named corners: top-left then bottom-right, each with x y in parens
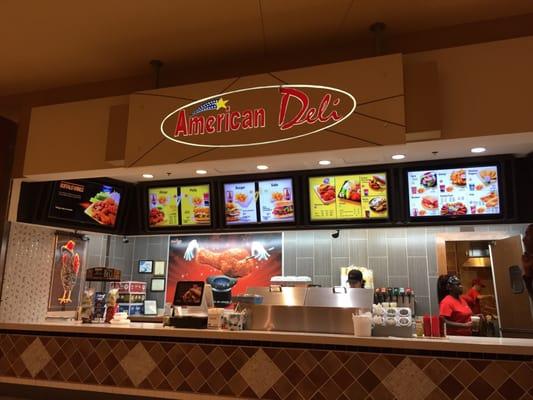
top-left (166, 281), bottom-right (214, 329)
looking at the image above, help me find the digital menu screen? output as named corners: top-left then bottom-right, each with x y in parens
top-left (49, 180), bottom-right (122, 228)
top-left (148, 187), bottom-right (179, 227)
top-left (180, 184), bottom-right (210, 226)
top-left (407, 166), bottom-right (500, 218)
top-left (224, 178), bottom-right (295, 225)
top-left (308, 173), bottom-right (388, 221)
top-left (148, 184), bottom-right (211, 228)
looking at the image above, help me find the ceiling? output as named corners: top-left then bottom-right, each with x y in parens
top-left (2, 0), bottom-right (533, 97)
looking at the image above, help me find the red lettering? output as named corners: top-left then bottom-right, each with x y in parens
top-left (174, 110), bottom-right (188, 136)
top-left (230, 111), bottom-right (241, 130)
top-left (254, 108), bottom-right (266, 128)
top-left (206, 116), bottom-right (216, 133)
top-left (216, 113), bottom-right (225, 132)
top-left (278, 87), bottom-right (308, 131)
top-left (318, 94), bottom-right (342, 123)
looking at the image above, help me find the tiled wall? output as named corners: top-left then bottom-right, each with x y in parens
top-left (1, 222), bottom-right (529, 323)
top-left (283, 223), bottom-right (529, 316)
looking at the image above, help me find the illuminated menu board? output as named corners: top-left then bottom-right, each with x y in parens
top-left (180, 184), bottom-right (211, 225)
top-left (308, 173), bottom-right (388, 221)
top-left (224, 178), bottom-right (295, 225)
top-left (148, 184), bottom-right (210, 227)
top-left (407, 166), bottom-right (500, 217)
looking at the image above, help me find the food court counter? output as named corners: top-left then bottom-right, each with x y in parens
top-left (0, 322), bottom-right (532, 399)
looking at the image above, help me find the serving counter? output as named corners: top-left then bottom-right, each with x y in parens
top-left (0, 322), bottom-right (532, 400)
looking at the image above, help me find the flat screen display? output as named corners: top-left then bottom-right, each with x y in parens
top-left (173, 281), bottom-right (205, 306)
top-left (148, 184), bottom-right (211, 228)
top-left (308, 173), bottom-right (388, 221)
top-left (48, 180), bottom-right (122, 228)
top-left (224, 178), bottom-right (295, 225)
top-left (406, 165), bottom-right (500, 218)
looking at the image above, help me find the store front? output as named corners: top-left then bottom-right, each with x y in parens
top-left (1, 49), bottom-right (532, 400)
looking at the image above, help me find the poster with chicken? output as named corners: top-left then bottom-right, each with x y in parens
top-left (47, 232), bottom-right (87, 315)
top-left (166, 233), bottom-right (282, 303)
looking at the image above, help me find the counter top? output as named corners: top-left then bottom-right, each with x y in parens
top-left (1, 322), bottom-right (532, 355)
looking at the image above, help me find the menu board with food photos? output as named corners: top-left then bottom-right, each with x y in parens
top-left (148, 184), bottom-right (211, 227)
top-left (407, 165), bottom-right (500, 218)
top-left (49, 180), bottom-right (123, 228)
top-left (180, 184), bottom-right (210, 225)
top-left (224, 178), bottom-right (295, 225)
top-left (308, 173), bottom-right (388, 221)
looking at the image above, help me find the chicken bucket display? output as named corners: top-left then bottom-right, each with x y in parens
top-left (166, 233), bottom-right (282, 304)
top-left (47, 232), bottom-right (87, 314)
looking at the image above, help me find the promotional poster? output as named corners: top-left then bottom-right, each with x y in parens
top-left (166, 232), bottom-right (283, 304)
top-left (47, 232), bottom-right (87, 315)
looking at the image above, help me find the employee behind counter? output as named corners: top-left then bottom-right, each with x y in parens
top-left (347, 269), bottom-right (365, 288)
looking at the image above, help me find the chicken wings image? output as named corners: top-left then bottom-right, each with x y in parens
top-left (58, 240), bottom-right (81, 305)
top-left (183, 240), bottom-right (270, 278)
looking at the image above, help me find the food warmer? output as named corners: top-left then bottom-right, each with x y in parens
top-left (237, 286), bottom-right (373, 335)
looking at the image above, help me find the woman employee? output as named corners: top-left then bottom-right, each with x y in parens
top-left (347, 269), bottom-right (365, 288)
top-left (437, 274), bottom-right (473, 336)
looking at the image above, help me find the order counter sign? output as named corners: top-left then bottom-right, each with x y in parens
top-left (309, 173), bottom-right (388, 221)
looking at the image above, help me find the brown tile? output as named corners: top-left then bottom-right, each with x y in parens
top-left (273, 375), bottom-right (294, 399)
top-left (370, 383), bottom-right (395, 400)
top-left (69, 350), bottom-right (82, 367)
top-left (177, 356), bottom-right (195, 377)
top-left (424, 359), bottom-right (449, 385)
top-left (112, 341), bottom-right (130, 361)
top-left (497, 378), bottom-right (525, 400)
top-left (294, 350), bottom-right (317, 375)
top-left (308, 365), bottom-right (329, 388)
top-left (241, 346), bottom-right (257, 358)
top-left (344, 380), bottom-right (368, 400)
top-left (11, 358), bottom-right (27, 376)
top-left (85, 352), bottom-right (100, 369)
top-left (187, 344), bottom-right (206, 365)
top-left (207, 370), bottom-right (226, 394)
top-left (240, 349), bottom-right (282, 398)
top-left (229, 347), bottom-right (249, 370)
top-left (187, 368), bottom-right (206, 392)
top-left (221, 345), bottom-right (236, 356)
top-left (467, 359), bottom-right (490, 373)
top-left (332, 367), bottom-right (353, 390)
top-left (439, 375), bottom-right (464, 399)
top-left (319, 379), bottom-right (343, 400)
top-left (438, 357), bottom-right (460, 372)
top-left (263, 347), bottom-right (280, 360)
top-left (167, 343), bottom-right (186, 361)
top-left (452, 360), bottom-right (479, 387)
top-left (158, 355), bottom-right (175, 375)
top-left (94, 340), bottom-right (112, 361)
top-left (149, 343), bottom-right (166, 364)
top-left (426, 387), bottom-right (448, 400)
top-left (166, 366), bottom-right (184, 390)
top-left (197, 382), bottom-right (213, 394)
top-left (309, 350), bottom-right (327, 362)
top-left (273, 350), bottom-right (294, 373)
top-left (456, 389), bottom-right (477, 400)
top-left (197, 358), bottom-right (215, 379)
top-left (263, 388), bottom-right (282, 400)
top-left (92, 364), bottom-right (109, 384)
top-left (337, 394), bottom-right (349, 400)
top-left (286, 349), bottom-right (303, 361)
top-left (285, 389), bottom-right (304, 400)
top-left (481, 361), bottom-right (508, 389)
top-left (358, 352), bottom-right (377, 366)
top-left (511, 363), bottom-right (533, 391)
top-left (45, 339), bottom-right (61, 357)
top-left (102, 353), bottom-right (119, 372)
top-left (334, 351), bottom-right (351, 364)
top-left (177, 381), bottom-right (193, 393)
top-left (285, 363), bottom-right (305, 384)
top-left (219, 360), bottom-right (237, 380)
top-left (310, 392), bottom-right (327, 400)
top-left (345, 355), bottom-right (367, 379)
top-left (295, 376), bottom-right (317, 399)
top-left (147, 367), bottom-right (165, 389)
top-left (469, 377), bottom-right (495, 399)
top-left (321, 352), bottom-right (342, 375)
top-left (241, 386), bottom-right (257, 398)
top-left (53, 349), bottom-right (67, 367)
top-left (487, 392), bottom-right (505, 400)
top-left (58, 360), bottom-right (75, 380)
top-left (368, 355), bottom-right (393, 379)
top-left (77, 361), bottom-right (93, 383)
top-left (385, 354), bottom-right (405, 367)
top-left (20, 338), bottom-right (51, 378)
top-left (207, 346), bottom-right (228, 369)
top-left (497, 360), bottom-right (521, 375)
top-left (358, 369), bottom-right (380, 393)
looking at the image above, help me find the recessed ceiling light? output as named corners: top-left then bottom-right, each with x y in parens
top-left (471, 147), bottom-right (486, 154)
top-left (195, 169), bottom-right (207, 175)
top-left (142, 174), bottom-right (154, 179)
top-left (257, 165), bottom-right (269, 170)
top-left (318, 160), bottom-right (331, 166)
top-left (392, 154), bottom-right (406, 160)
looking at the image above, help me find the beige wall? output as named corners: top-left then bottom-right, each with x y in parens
top-left (404, 36), bottom-right (533, 139)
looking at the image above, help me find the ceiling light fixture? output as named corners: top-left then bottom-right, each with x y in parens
top-left (392, 154), bottom-right (406, 160)
top-left (257, 165), bottom-right (269, 170)
top-left (318, 160), bottom-right (331, 166)
top-left (142, 174), bottom-right (154, 179)
top-left (195, 169), bottom-right (207, 175)
top-left (471, 147), bottom-right (486, 154)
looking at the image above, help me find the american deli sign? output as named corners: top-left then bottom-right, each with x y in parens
top-left (160, 85), bottom-right (356, 148)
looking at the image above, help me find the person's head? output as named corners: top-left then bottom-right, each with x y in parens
top-left (437, 274), bottom-right (463, 302)
top-left (471, 278), bottom-right (485, 291)
top-left (347, 269), bottom-right (365, 288)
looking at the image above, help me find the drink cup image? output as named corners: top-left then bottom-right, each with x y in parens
top-left (439, 184), bottom-right (445, 192)
top-left (411, 186), bottom-right (417, 194)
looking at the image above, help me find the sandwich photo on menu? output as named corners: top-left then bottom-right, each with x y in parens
top-left (258, 178), bottom-right (295, 223)
top-left (271, 200), bottom-right (294, 219)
